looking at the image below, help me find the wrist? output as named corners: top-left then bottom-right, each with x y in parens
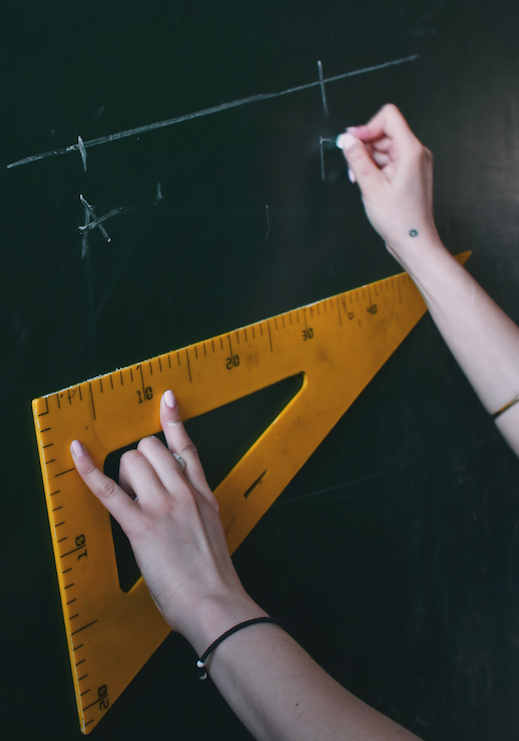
top-left (179, 590), bottom-right (268, 657)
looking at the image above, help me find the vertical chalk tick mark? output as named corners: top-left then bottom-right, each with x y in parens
top-left (317, 61), bottom-right (329, 117)
top-left (78, 136), bottom-right (87, 172)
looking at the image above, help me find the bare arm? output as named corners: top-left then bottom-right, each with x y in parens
top-left (339, 104), bottom-right (519, 455)
top-left (70, 391), bottom-right (421, 741)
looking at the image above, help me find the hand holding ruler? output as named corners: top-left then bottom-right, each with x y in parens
top-left (32, 253), bottom-right (469, 733)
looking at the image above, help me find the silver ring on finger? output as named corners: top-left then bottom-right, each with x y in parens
top-left (173, 453), bottom-right (186, 471)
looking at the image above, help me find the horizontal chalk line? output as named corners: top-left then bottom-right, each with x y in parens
top-left (6, 54), bottom-right (418, 169)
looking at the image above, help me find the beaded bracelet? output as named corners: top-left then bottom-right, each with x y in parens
top-left (196, 617), bottom-right (289, 680)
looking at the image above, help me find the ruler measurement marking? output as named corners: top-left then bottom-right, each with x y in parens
top-left (67, 598), bottom-right (77, 605)
top-left (77, 674), bottom-right (88, 682)
top-left (55, 521), bottom-right (65, 527)
top-left (69, 614), bottom-right (79, 620)
top-left (64, 583), bottom-right (75, 590)
top-left (83, 695), bottom-right (109, 711)
top-left (139, 366), bottom-right (145, 397)
top-left (186, 349), bottom-right (192, 382)
top-left (73, 644), bottom-right (84, 652)
top-left (303, 308), bottom-right (308, 331)
top-left (168, 355), bottom-right (172, 369)
top-left (61, 544), bottom-right (90, 558)
top-left (203, 342), bottom-right (207, 356)
top-left (244, 328), bottom-right (248, 341)
top-left (236, 331), bottom-right (240, 344)
top-left (149, 361), bottom-right (153, 375)
top-left (71, 620), bottom-right (98, 637)
top-left (39, 399), bottom-right (50, 416)
top-left (220, 337), bottom-right (224, 350)
top-left (177, 352), bottom-right (180, 365)
top-left (76, 658), bottom-right (86, 666)
top-left (195, 345), bottom-right (198, 360)
top-left (57, 395), bottom-right (61, 410)
top-left (54, 468), bottom-right (75, 477)
top-left (159, 357), bottom-right (163, 371)
top-left (57, 536), bottom-right (67, 543)
top-left (337, 297), bottom-right (342, 326)
top-left (45, 458), bottom-right (56, 464)
top-left (62, 568), bottom-right (72, 574)
top-left (78, 385), bottom-right (83, 401)
top-left (52, 505), bottom-right (63, 512)
top-left (40, 427), bottom-right (51, 433)
top-left (89, 383), bottom-right (96, 420)
top-left (212, 340), bottom-right (215, 353)
top-left (110, 375), bottom-right (114, 390)
top-left (274, 317), bottom-right (278, 330)
top-left (252, 326), bottom-right (256, 339)
top-left (130, 368), bottom-right (134, 382)
top-left (43, 443), bottom-right (53, 449)
top-left (120, 371), bottom-right (124, 385)
top-left (81, 689), bottom-right (91, 698)
top-left (260, 324), bottom-right (263, 337)
top-left (267, 321), bottom-right (273, 352)
top-left (99, 379), bottom-right (103, 393)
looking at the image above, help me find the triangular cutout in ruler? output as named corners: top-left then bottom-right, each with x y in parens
top-left (32, 253), bottom-right (469, 733)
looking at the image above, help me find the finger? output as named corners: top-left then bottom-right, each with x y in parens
top-left (349, 103), bottom-right (415, 144)
top-left (70, 439), bottom-right (139, 535)
top-left (338, 132), bottom-right (385, 193)
top-left (133, 435), bottom-right (188, 495)
top-left (119, 445), bottom-right (174, 506)
top-left (160, 390), bottom-right (214, 497)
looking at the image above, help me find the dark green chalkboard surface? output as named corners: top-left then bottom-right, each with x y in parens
top-left (3, 1), bottom-right (519, 738)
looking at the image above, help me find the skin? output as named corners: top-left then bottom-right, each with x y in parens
top-left (70, 103), bottom-right (519, 739)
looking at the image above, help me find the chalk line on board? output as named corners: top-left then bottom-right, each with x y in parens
top-left (79, 194), bottom-right (123, 256)
top-left (7, 54), bottom-right (419, 169)
top-left (317, 61), bottom-right (329, 117)
top-left (78, 136), bottom-right (87, 172)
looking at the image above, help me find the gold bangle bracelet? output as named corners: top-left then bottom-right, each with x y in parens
top-left (491, 393), bottom-right (519, 420)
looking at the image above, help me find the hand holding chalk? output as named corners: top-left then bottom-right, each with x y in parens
top-left (336, 104), bottom-right (440, 260)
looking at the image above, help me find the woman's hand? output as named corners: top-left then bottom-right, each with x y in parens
top-left (70, 390), bottom-right (265, 656)
top-left (338, 103), bottom-right (440, 260)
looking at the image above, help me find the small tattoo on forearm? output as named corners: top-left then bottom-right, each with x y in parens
top-left (409, 229), bottom-right (418, 237)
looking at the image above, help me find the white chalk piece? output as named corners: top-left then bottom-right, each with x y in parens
top-left (78, 136), bottom-right (87, 172)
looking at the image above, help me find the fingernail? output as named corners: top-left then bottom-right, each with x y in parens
top-left (348, 168), bottom-right (356, 183)
top-left (336, 132), bottom-right (358, 151)
top-left (71, 439), bottom-right (85, 458)
top-left (164, 389), bottom-right (176, 408)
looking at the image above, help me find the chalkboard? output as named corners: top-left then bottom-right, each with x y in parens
top-left (3, 1), bottom-right (519, 739)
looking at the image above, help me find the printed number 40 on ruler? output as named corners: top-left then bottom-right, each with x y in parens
top-left (32, 253), bottom-right (469, 734)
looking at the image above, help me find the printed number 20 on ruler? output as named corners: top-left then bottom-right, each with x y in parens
top-left (32, 253), bottom-right (469, 734)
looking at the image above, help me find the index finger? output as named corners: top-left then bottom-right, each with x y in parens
top-left (70, 439), bottom-right (140, 536)
top-left (350, 104), bottom-right (416, 145)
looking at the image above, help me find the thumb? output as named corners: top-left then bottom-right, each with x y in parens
top-left (337, 132), bottom-right (383, 192)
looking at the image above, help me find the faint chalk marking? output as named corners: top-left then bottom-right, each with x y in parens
top-left (78, 136), bottom-right (87, 172)
top-left (78, 208), bottom-right (123, 232)
top-left (81, 204), bottom-right (91, 258)
top-left (154, 181), bottom-right (163, 205)
top-left (264, 205), bottom-right (271, 246)
top-left (317, 61), bottom-right (329, 117)
top-left (79, 195), bottom-right (122, 256)
top-left (7, 54), bottom-right (419, 169)
top-left (274, 472), bottom-right (381, 508)
top-left (319, 137), bottom-right (325, 182)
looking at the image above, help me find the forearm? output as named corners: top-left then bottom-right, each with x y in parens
top-left (390, 234), bottom-right (519, 453)
top-left (202, 615), bottom-right (421, 741)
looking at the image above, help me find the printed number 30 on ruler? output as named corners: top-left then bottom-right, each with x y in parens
top-left (32, 253), bottom-right (469, 734)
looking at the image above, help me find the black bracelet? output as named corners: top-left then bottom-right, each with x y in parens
top-left (196, 617), bottom-right (289, 680)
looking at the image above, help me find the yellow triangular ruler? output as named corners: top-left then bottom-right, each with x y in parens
top-left (32, 253), bottom-right (469, 733)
